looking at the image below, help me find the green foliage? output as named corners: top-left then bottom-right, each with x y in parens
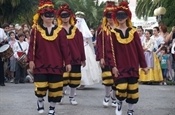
top-left (0, 0), bottom-right (105, 28)
top-left (161, 0), bottom-right (175, 27)
top-left (0, 0), bottom-right (37, 26)
top-left (54, 0), bottom-right (105, 29)
top-left (0, 0), bottom-right (21, 7)
top-left (14, 0), bottom-right (38, 25)
top-left (135, 0), bottom-right (175, 27)
top-left (136, 0), bottom-right (156, 19)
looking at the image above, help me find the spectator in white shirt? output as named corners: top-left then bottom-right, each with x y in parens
top-left (137, 26), bottom-right (145, 46)
top-left (0, 28), bottom-right (8, 86)
top-left (151, 27), bottom-right (165, 54)
top-left (8, 31), bottom-right (17, 83)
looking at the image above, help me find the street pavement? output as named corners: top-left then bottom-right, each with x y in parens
top-left (0, 83), bottom-right (175, 115)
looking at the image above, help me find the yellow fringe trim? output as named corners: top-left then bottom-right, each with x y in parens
top-left (36, 25), bottom-right (62, 41)
top-left (67, 26), bottom-right (77, 39)
top-left (111, 28), bottom-right (136, 44)
top-left (38, 4), bottom-right (54, 10)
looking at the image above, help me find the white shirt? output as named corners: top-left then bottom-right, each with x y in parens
top-left (171, 39), bottom-right (175, 54)
top-left (0, 28), bottom-right (7, 43)
top-left (13, 40), bottom-right (29, 59)
top-left (8, 39), bottom-right (17, 60)
top-left (151, 35), bottom-right (165, 50)
top-left (142, 37), bottom-right (154, 52)
top-left (9, 39), bottom-right (17, 52)
top-left (140, 34), bottom-right (146, 46)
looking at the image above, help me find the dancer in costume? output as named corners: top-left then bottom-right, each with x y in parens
top-left (109, 2), bottom-right (148, 115)
top-left (96, 1), bottom-right (117, 107)
top-left (57, 4), bottom-right (86, 105)
top-left (75, 11), bottom-right (102, 89)
top-left (28, 0), bottom-right (71, 114)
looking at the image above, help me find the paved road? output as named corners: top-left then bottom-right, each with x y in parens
top-left (0, 83), bottom-right (175, 115)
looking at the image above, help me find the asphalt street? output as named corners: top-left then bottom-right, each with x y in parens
top-left (0, 83), bottom-right (175, 115)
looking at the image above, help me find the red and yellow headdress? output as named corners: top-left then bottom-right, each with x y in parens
top-left (32, 0), bottom-right (55, 28)
top-left (102, 1), bottom-right (117, 30)
top-left (57, 3), bottom-right (76, 26)
top-left (116, 1), bottom-right (132, 27)
top-left (103, 1), bottom-right (116, 17)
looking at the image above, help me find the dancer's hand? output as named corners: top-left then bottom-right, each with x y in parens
top-left (29, 61), bottom-right (35, 73)
top-left (66, 64), bottom-right (71, 72)
top-left (112, 67), bottom-right (119, 78)
top-left (100, 58), bottom-right (105, 68)
top-left (142, 68), bottom-right (148, 75)
top-left (81, 61), bottom-right (86, 67)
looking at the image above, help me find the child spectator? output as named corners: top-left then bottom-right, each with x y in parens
top-left (13, 32), bottom-right (29, 84)
top-left (159, 47), bottom-right (170, 85)
top-left (8, 31), bottom-right (17, 83)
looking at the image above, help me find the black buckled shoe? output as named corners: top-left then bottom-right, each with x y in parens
top-left (37, 99), bottom-right (44, 114)
top-left (127, 110), bottom-right (134, 115)
top-left (48, 106), bottom-right (55, 115)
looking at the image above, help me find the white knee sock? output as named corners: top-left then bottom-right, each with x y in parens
top-left (111, 90), bottom-right (116, 100)
top-left (50, 102), bottom-right (56, 108)
top-left (63, 86), bottom-right (67, 94)
top-left (128, 103), bottom-right (134, 110)
top-left (105, 86), bottom-right (111, 97)
top-left (70, 88), bottom-right (76, 98)
top-left (49, 102), bottom-right (56, 113)
top-left (38, 97), bottom-right (44, 107)
top-left (38, 97), bottom-right (43, 101)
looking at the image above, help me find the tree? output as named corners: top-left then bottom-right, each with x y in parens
top-left (0, 0), bottom-right (20, 25)
top-left (0, 0), bottom-right (37, 26)
top-left (14, 0), bottom-right (38, 25)
top-left (0, 0), bottom-right (106, 28)
top-left (54, 0), bottom-right (105, 29)
top-left (160, 0), bottom-right (175, 26)
top-left (135, 0), bottom-right (175, 27)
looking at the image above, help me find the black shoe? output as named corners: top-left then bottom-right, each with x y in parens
top-left (0, 83), bottom-right (5, 86)
top-left (127, 110), bottom-right (134, 115)
top-left (115, 101), bottom-right (122, 115)
top-left (37, 99), bottom-right (44, 114)
top-left (19, 80), bottom-right (25, 83)
top-left (48, 106), bottom-right (55, 115)
top-left (14, 81), bottom-right (19, 84)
